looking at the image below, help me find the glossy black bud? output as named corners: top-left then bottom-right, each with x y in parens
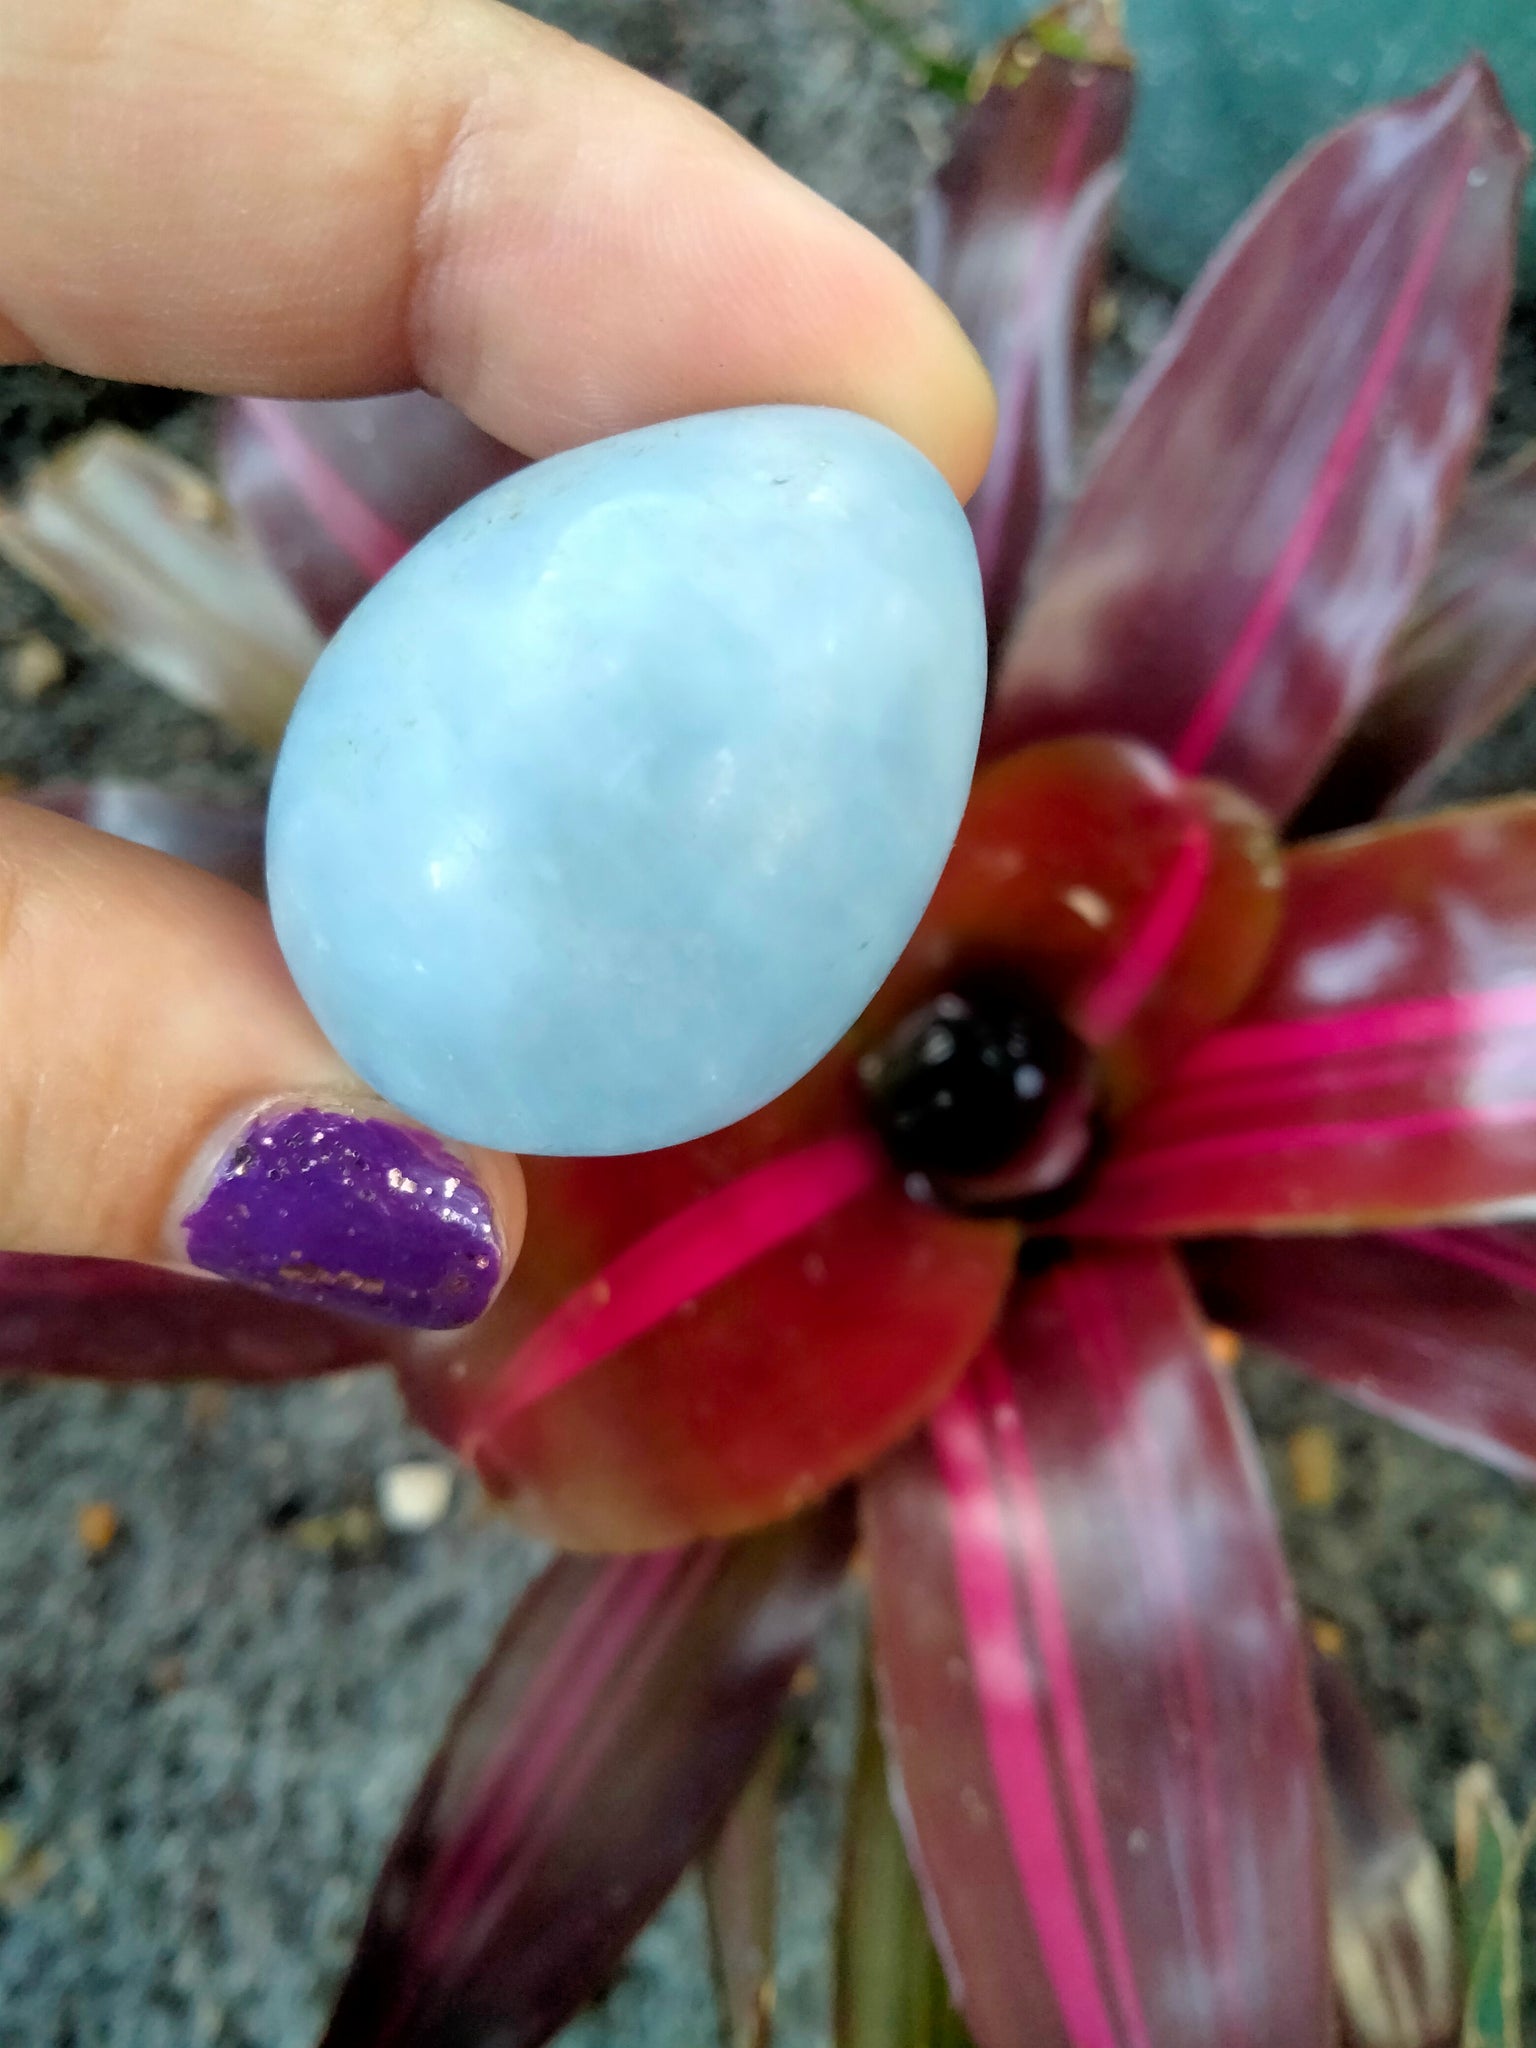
top-left (858, 979), bottom-right (1090, 1188)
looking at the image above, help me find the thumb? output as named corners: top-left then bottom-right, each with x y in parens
top-left (0, 0), bottom-right (995, 498)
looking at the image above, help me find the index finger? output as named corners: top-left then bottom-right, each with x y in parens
top-left (0, 0), bottom-right (995, 496)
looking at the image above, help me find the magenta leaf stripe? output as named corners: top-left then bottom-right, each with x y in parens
top-left (363, 1548), bottom-right (702, 2048)
top-left (1185, 1232), bottom-right (1536, 1482)
top-left (405, 1550), bottom-right (692, 1982)
top-left (871, 1248), bottom-right (1329, 2047)
top-left (1141, 1038), bottom-right (1536, 1122)
top-left (967, 84), bottom-right (1111, 594)
top-left (1390, 1227), bottom-right (1536, 1294)
top-left (977, 163), bottom-right (1122, 584)
top-left (1080, 1099), bottom-right (1536, 1191)
top-left (239, 397), bottom-right (411, 582)
top-left (322, 1505), bottom-right (854, 2048)
top-left (1169, 127), bottom-right (1477, 775)
top-left (928, 52), bottom-right (1132, 649)
top-left (1076, 815), bottom-right (1213, 1045)
top-left (974, 1343), bottom-right (1156, 2048)
top-left (467, 1132), bottom-right (884, 1442)
top-left (1057, 1264), bottom-right (1237, 2009)
top-left (930, 1365), bottom-right (1131, 2048)
top-left (985, 63), bottom-right (1525, 819)
top-left (1170, 983), bottom-right (1536, 1081)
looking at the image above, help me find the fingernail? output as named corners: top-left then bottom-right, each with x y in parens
top-left (179, 1105), bottom-right (503, 1330)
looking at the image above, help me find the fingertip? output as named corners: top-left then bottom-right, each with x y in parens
top-left (411, 21), bottom-right (997, 499)
top-left (467, 1141), bottom-right (529, 1297)
top-left (173, 1097), bottom-right (528, 1333)
top-left (850, 274), bottom-right (998, 504)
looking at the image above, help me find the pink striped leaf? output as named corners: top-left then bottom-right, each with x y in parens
top-left (864, 1246), bottom-right (1328, 2048)
top-left (1188, 1227), bottom-right (1536, 1482)
top-left (919, 47), bottom-right (1131, 649)
top-left (219, 393), bottom-right (525, 636)
top-left (1066, 798), bottom-right (1536, 1236)
top-left (1311, 1651), bottom-right (1459, 2048)
top-left (0, 1252), bottom-right (397, 1382)
top-left (22, 780), bottom-right (266, 896)
top-left (320, 1498), bottom-right (853, 2048)
top-left (1302, 444), bottom-right (1536, 831)
top-left (986, 62), bottom-right (1527, 819)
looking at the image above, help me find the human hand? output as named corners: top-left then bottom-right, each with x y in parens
top-left (0, 0), bottom-right (993, 1328)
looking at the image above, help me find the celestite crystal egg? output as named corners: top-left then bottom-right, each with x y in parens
top-left (266, 406), bottom-right (987, 1155)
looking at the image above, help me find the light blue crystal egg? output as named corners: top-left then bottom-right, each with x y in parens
top-left (267, 406), bottom-right (986, 1156)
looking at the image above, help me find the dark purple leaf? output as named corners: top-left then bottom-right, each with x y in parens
top-left (702, 1736), bottom-right (781, 2048)
top-left (219, 394), bottom-right (525, 635)
top-left (1189, 1228), bottom-right (1536, 1481)
top-left (1312, 1652), bottom-right (1458, 2048)
top-left (920, 49), bottom-right (1131, 649)
top-left (864, 1246), bottom-right (1328, 2048)
top-left (987, 62), bottom-right (1527, 819)
top-left (22, 780), bottom-right (266, 895)
top-left (1302, 444), bottom-right (1536, 830)
top-left (0, 1252), bottom-right (395, 1382)
top-left (1065, 799), bottom-right (1536, 1236)
top-left (320, 1499), bottom-right (855, 2048)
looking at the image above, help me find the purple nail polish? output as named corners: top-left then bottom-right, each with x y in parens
top-left (181, 1108), bottom-right (502, 1330)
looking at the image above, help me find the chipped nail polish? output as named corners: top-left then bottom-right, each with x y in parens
top-left (180, 1107), bottom-right (502, 1330)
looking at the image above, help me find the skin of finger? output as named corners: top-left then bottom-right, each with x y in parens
top-left (0, 0), bottom-right (995, 497)
top-left (0, 800), bottom-right (528, 1269)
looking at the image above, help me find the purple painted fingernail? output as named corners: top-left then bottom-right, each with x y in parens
top-left (180, 1107), bottom-right (502, 1330)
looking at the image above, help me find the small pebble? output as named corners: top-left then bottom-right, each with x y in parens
top-left (1477, 1699), bottom-right (1511, 1747)
top-left (148, 1655), bottom-right (187, 1696)
top-left (75, 1501), bottom-right (120, 1555)
top-left (1062, 885), bottom-right (1112, 929)
top-left (1509, 1616), bottom-right (1536, 1648)
top-left (0, 1842), bottom-right (59, 1908)
top-left (289, 1505), bottom-right (382, 1558)
top-left (165, 467), bottom-right (222, 525)
top-left (376, 1460), bottom-right (454, 1534)
top-left (1204, 1325), bottom-right (1242, 1371)
top-left (1288, 1426), bottom-right (1338, 1508)
top-left (1088, 290), bottom-right (1120, 344)
top-left (184, 1383), bottom-right (230, 1430)
top-left (5, 633), bottom-right (66, 701)
top-left (1310, 1617), bottom-right (1346, 1658)
top-left (1487, 1563), bottom-right (1526, 1616)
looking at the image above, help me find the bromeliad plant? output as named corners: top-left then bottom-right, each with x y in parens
top-left (5, 24), bottom-right (1536, 2048)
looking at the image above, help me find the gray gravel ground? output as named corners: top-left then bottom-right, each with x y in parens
top-left (5, 3), bottom-right (1536, 2043)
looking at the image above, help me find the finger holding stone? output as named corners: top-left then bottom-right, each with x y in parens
top-left (0, 799), bottom-right (525, 1329)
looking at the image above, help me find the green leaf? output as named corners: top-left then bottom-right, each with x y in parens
top-left (834, 1661), bottom-right (974, 2048)
top-left (1456, 1765), bottom-right (1532, 2048)
top-left (834, 0), bottom-right (973, 99)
